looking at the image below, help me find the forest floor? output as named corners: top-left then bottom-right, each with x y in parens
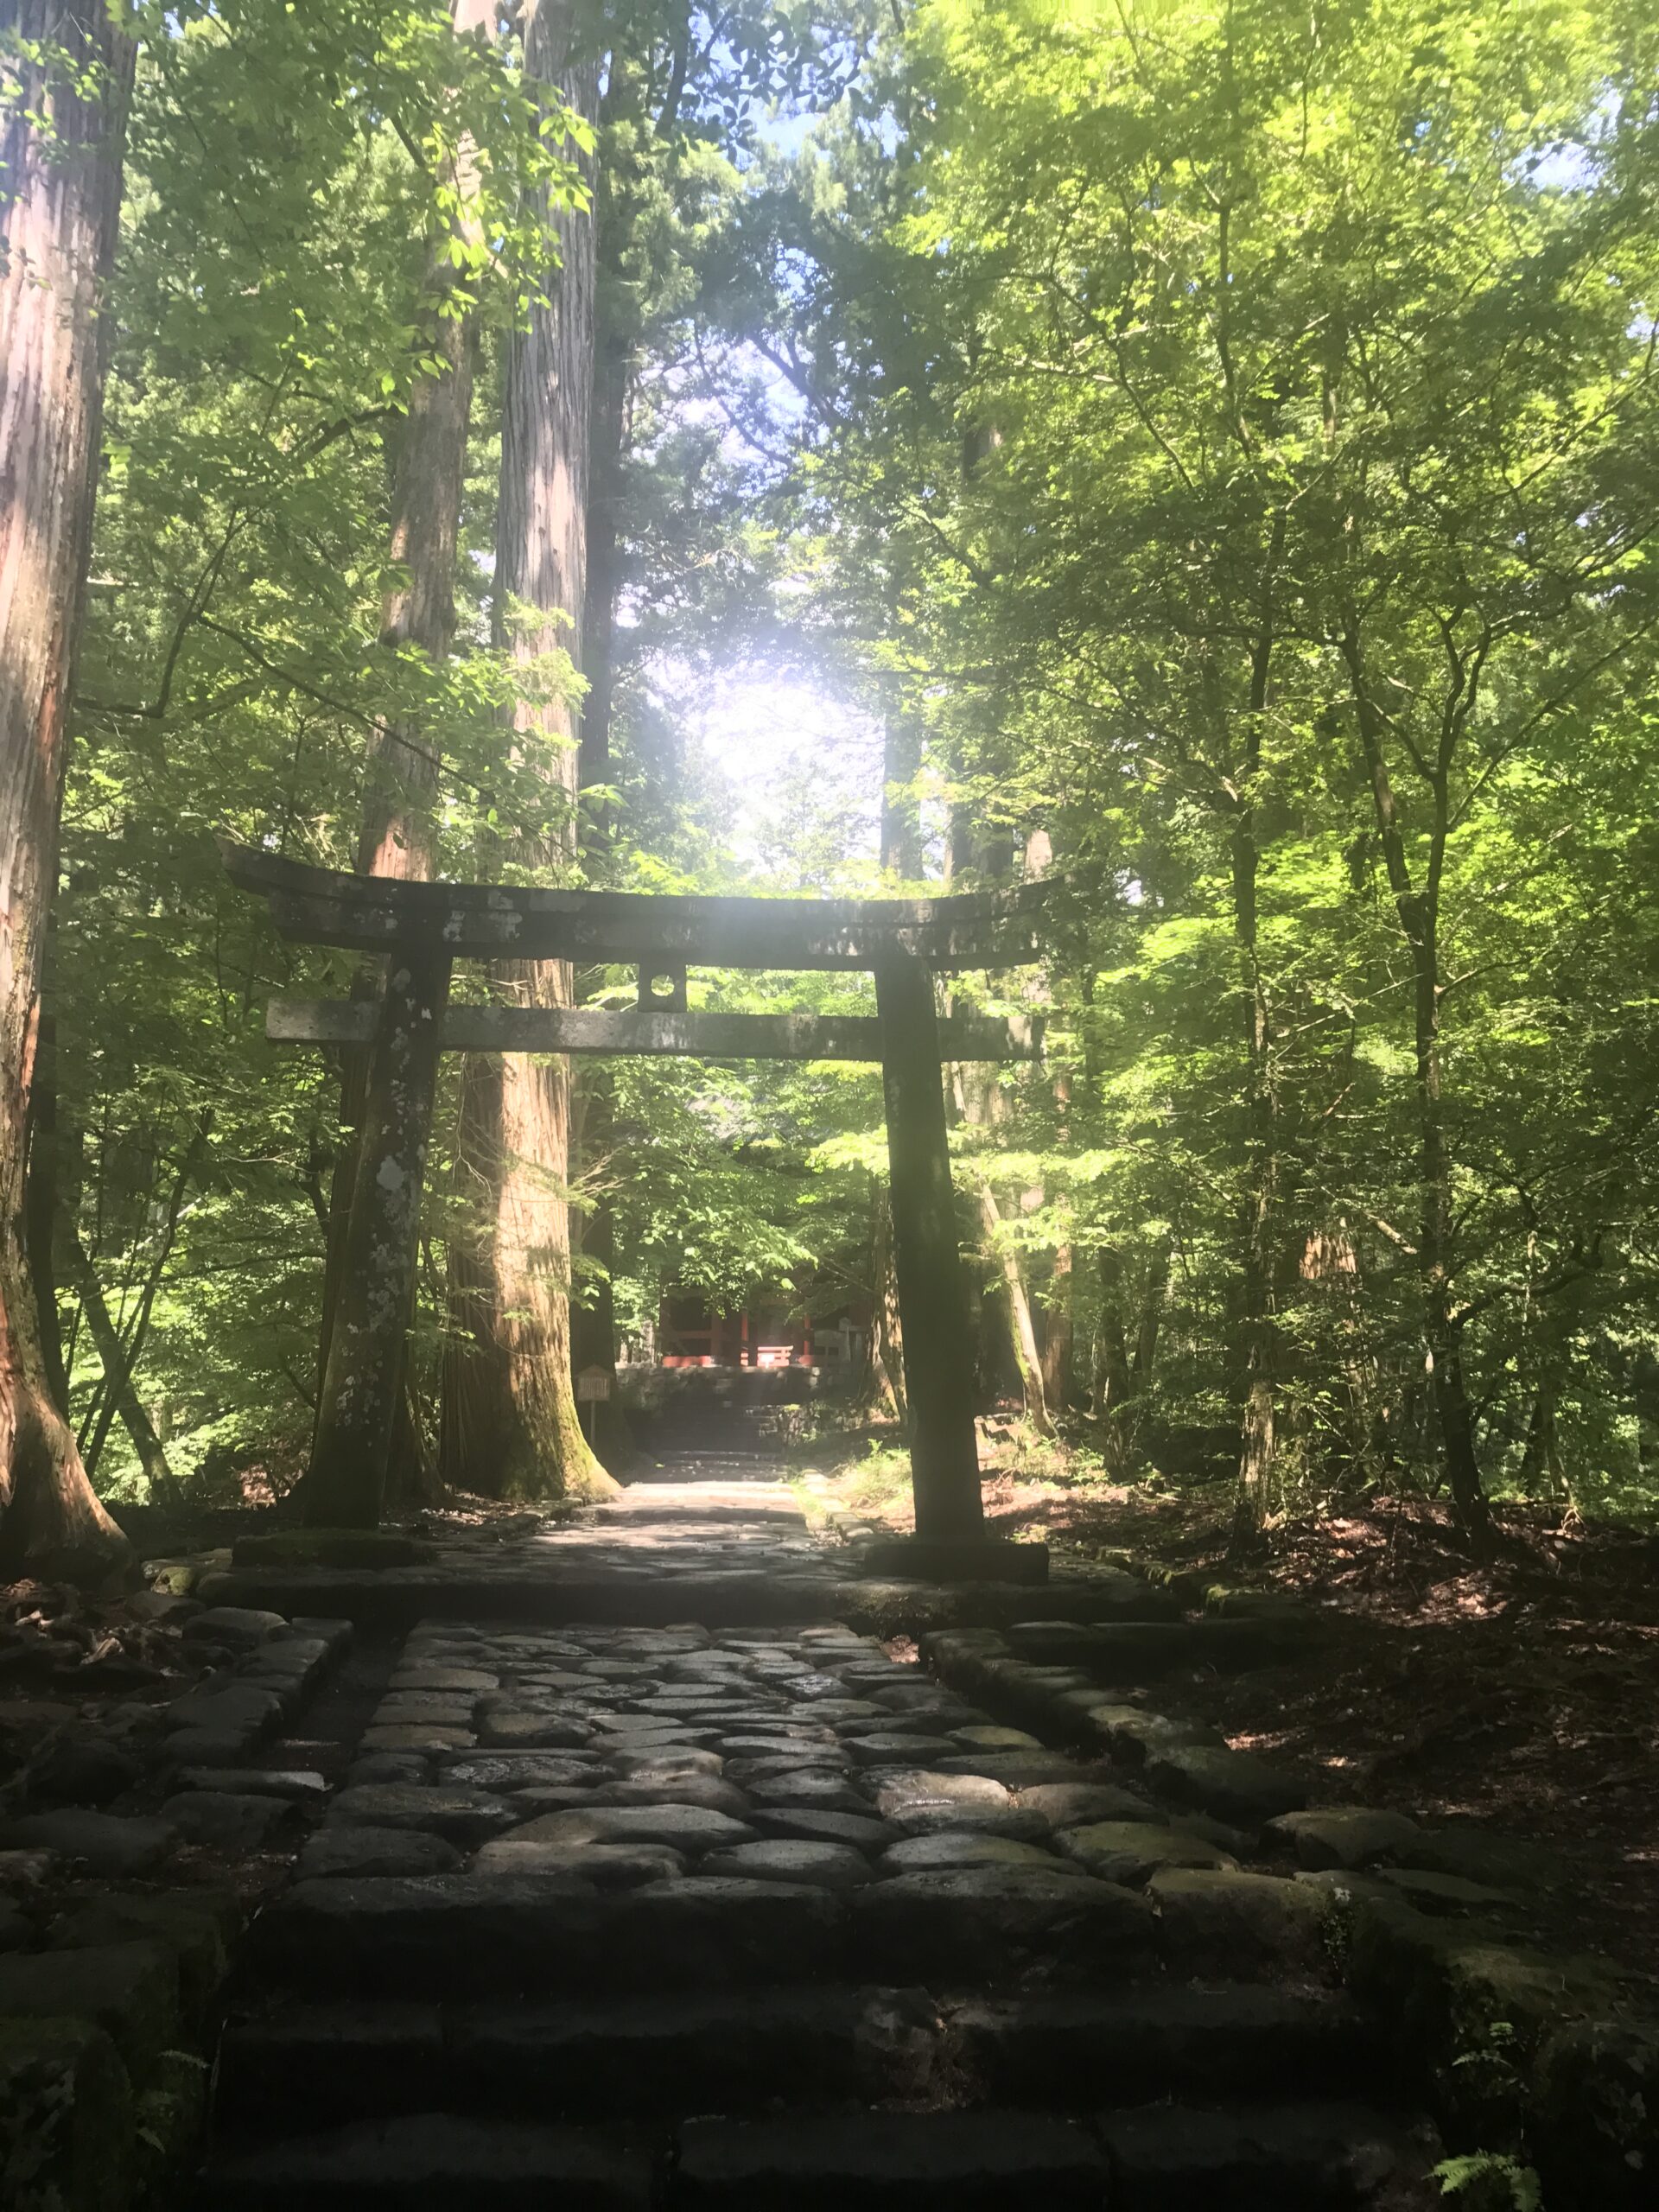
top-left (798, 1423), bottom-right (1659, 1982)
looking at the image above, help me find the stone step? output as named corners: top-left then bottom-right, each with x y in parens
top-left (194, 2115), bottom-right (652, 2209)
top-left (214, 1988), bottom-right (934, 2128)
top-left (199, 2103), bottom-right (1433, 2210)
top-left (1098, 2101), bottom-right (1438, 2209)
top-left (669, 2110), bottom-right (1110, 2206)
top-left (947, 1986), bottom-right (1389, 2107)
top-left (247, 1865), bottom-right (1163, 1998)
top-left (198, 1567), bottom-right (1171, 1636)
top-left (215, 1984), bottom-right (1384, 2131)
top-left (1003, 1616), bottom-right (1319, 1680)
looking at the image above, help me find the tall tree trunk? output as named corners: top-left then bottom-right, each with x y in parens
top-left (950, 823), bottom-right (1052, 1434)
top-left (1093, 1247), bottom-right (1134, 1421)
top-left (563, 75), bottom-right (647, 1465)
top-left (568, 1063), bottom-right (632, 1465)
top-left (1230, 783), bottom-right (1279, 1546)
top-left (79, 1113), bottom-right (208, 1483)
top-left (580, 219), bottom-right (628, 792)
top-left (1341, 626), bottom-right (1492, 1557)
top-left (444, 0), bottom-right (614, 1503)
top-left (1132, 1233), bottom-right (1171, 1389)
top-left (0, 2), bottom-right (134, 1578)
top-left (869, 1183), bottom-right (906, 1423)
top-left (1229, 521), bottom-right (1286, 1549)
top-left (23, 1002), bottom-right (70, 1416)
top-left (880, 690), bottom-right (923, 878)
top-left (971, 1179), bottom-right (1054, 1436)
top-left (313, 0), bottom-right (494, 1510)
top-left (1039, 1239), bottom-right (1073, 1412)
top-left (66, 1235), bottom-right (180, 1503)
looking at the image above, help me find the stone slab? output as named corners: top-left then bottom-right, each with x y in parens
top-left (1148, 1867), bottom-right (1331, 1975)
top-left (0, 1809), bottom-right (176, 1877)
top-left (455, 1986), bottom-right (937, 2117)
top-left (854, 1541), bottom-right (1052, 1587)
top-left (299, 1827), bottom-right (462, 1881)
top-left (199, 2114), bottom-right (653, 2208)
top-left (854, 1866), bottom-right (1155, 1985)
top-left (1097, 2099), bottom-right (1430, 2208)
top-left (946, 1986), bottom-right (1382, 2107)
top-left (673, 2110), bottom-right (1109, 2207)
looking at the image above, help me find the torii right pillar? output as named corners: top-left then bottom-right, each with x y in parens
top-left (874, 951), bottom-right (1047, 1583)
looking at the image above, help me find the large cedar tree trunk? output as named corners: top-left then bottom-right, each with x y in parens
top-left (563, 100), bottom-right (644, 1466)
top-left (313, 0), bottom-right (495, 1508)
top-left (568, 1064), bottom-right (632, 1465)
top-left (442, 0), bottom-right (613, 1502)
top-left (0, 3), bottom-right (134, 1577)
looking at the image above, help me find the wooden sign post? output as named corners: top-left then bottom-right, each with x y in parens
top-left (576, 1363), bottom-right (612, 1448)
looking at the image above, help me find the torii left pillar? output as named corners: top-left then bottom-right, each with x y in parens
top-left (306, 949), bottom-right (450, 1527)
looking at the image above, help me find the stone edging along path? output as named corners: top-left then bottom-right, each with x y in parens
top-left (922, 1621), bottom-right (1659, 2206)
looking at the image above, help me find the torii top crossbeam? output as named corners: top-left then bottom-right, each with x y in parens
top-left (221, 842), bottom-right (1052, 971)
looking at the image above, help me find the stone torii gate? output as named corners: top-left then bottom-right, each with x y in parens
top-left (224, 843), bottom-right (1053, 1573)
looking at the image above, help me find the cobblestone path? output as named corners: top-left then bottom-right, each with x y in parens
top-left (196, 1484), bottom-right (1438, 2208)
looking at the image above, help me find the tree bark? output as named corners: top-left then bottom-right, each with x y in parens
top-left (66, 1233), bottom-right (180, 1503)
top-left (314, 0), bottom-right (494, 1510)
top-left (880, 691), bottom-right (924, 878)
top-left (972, 1177), bottom-right (1054, 1436)
top-left (23, 1003), bottom-right (70, 1417)
top-left (568, 1063), bottom-right (632, 1465)
top-left (0, 2), bottom-right (135, 1578)
top-left (308, 950), bottom-right (450, 1527)
top-left (949, 835), bottom-right (1052, 1436)
top-left (79, 1113), bottom-right (207, 1485)
top-left (1039, 1239), bottom-right (1073, 1412)
top-left (443, 0), bottom-right (614, 1503)
top-left (1340, 625), bottom-right (1493, 1556)
top-left (1093, 1247), bottom-right (1135, 1421)
top-left (1228, 520), bottom-right (1286, 1549)
top-left (563, 60), bottom-right (651, 1465)
top-left (580, 216), bottom-right (629, 791)
top-left (869, 1184), bottom-right (906, 1424)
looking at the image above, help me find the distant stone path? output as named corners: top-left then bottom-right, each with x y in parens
top-left (195, 1482), bottom-right (1439, 2208)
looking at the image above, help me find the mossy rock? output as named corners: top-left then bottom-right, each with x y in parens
top-left (1531, 2015), bottom-right (1659, 2211)
top-left (1342, 1893), bottom-right (1625, 2142)
top-left (0, 2016), bottom-right (133, 2212)
top-left (0, 1942), bottom-right (181, 2080)
top-left (230, 1529), bottom-right (436, 1571)
top-left (1199, 1583), bottom-right (1319, 1630)
top-left (143, 1559), bottom-right (200, 1597)
top-left (53, 1890), bottom-right (240, 2030)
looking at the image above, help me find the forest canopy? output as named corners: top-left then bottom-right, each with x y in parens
top-left (6, 0), bottom-right (1659, 1563)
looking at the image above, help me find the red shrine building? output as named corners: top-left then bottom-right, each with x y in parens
top-left (653, 1285), bottom-right (870, 1372)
